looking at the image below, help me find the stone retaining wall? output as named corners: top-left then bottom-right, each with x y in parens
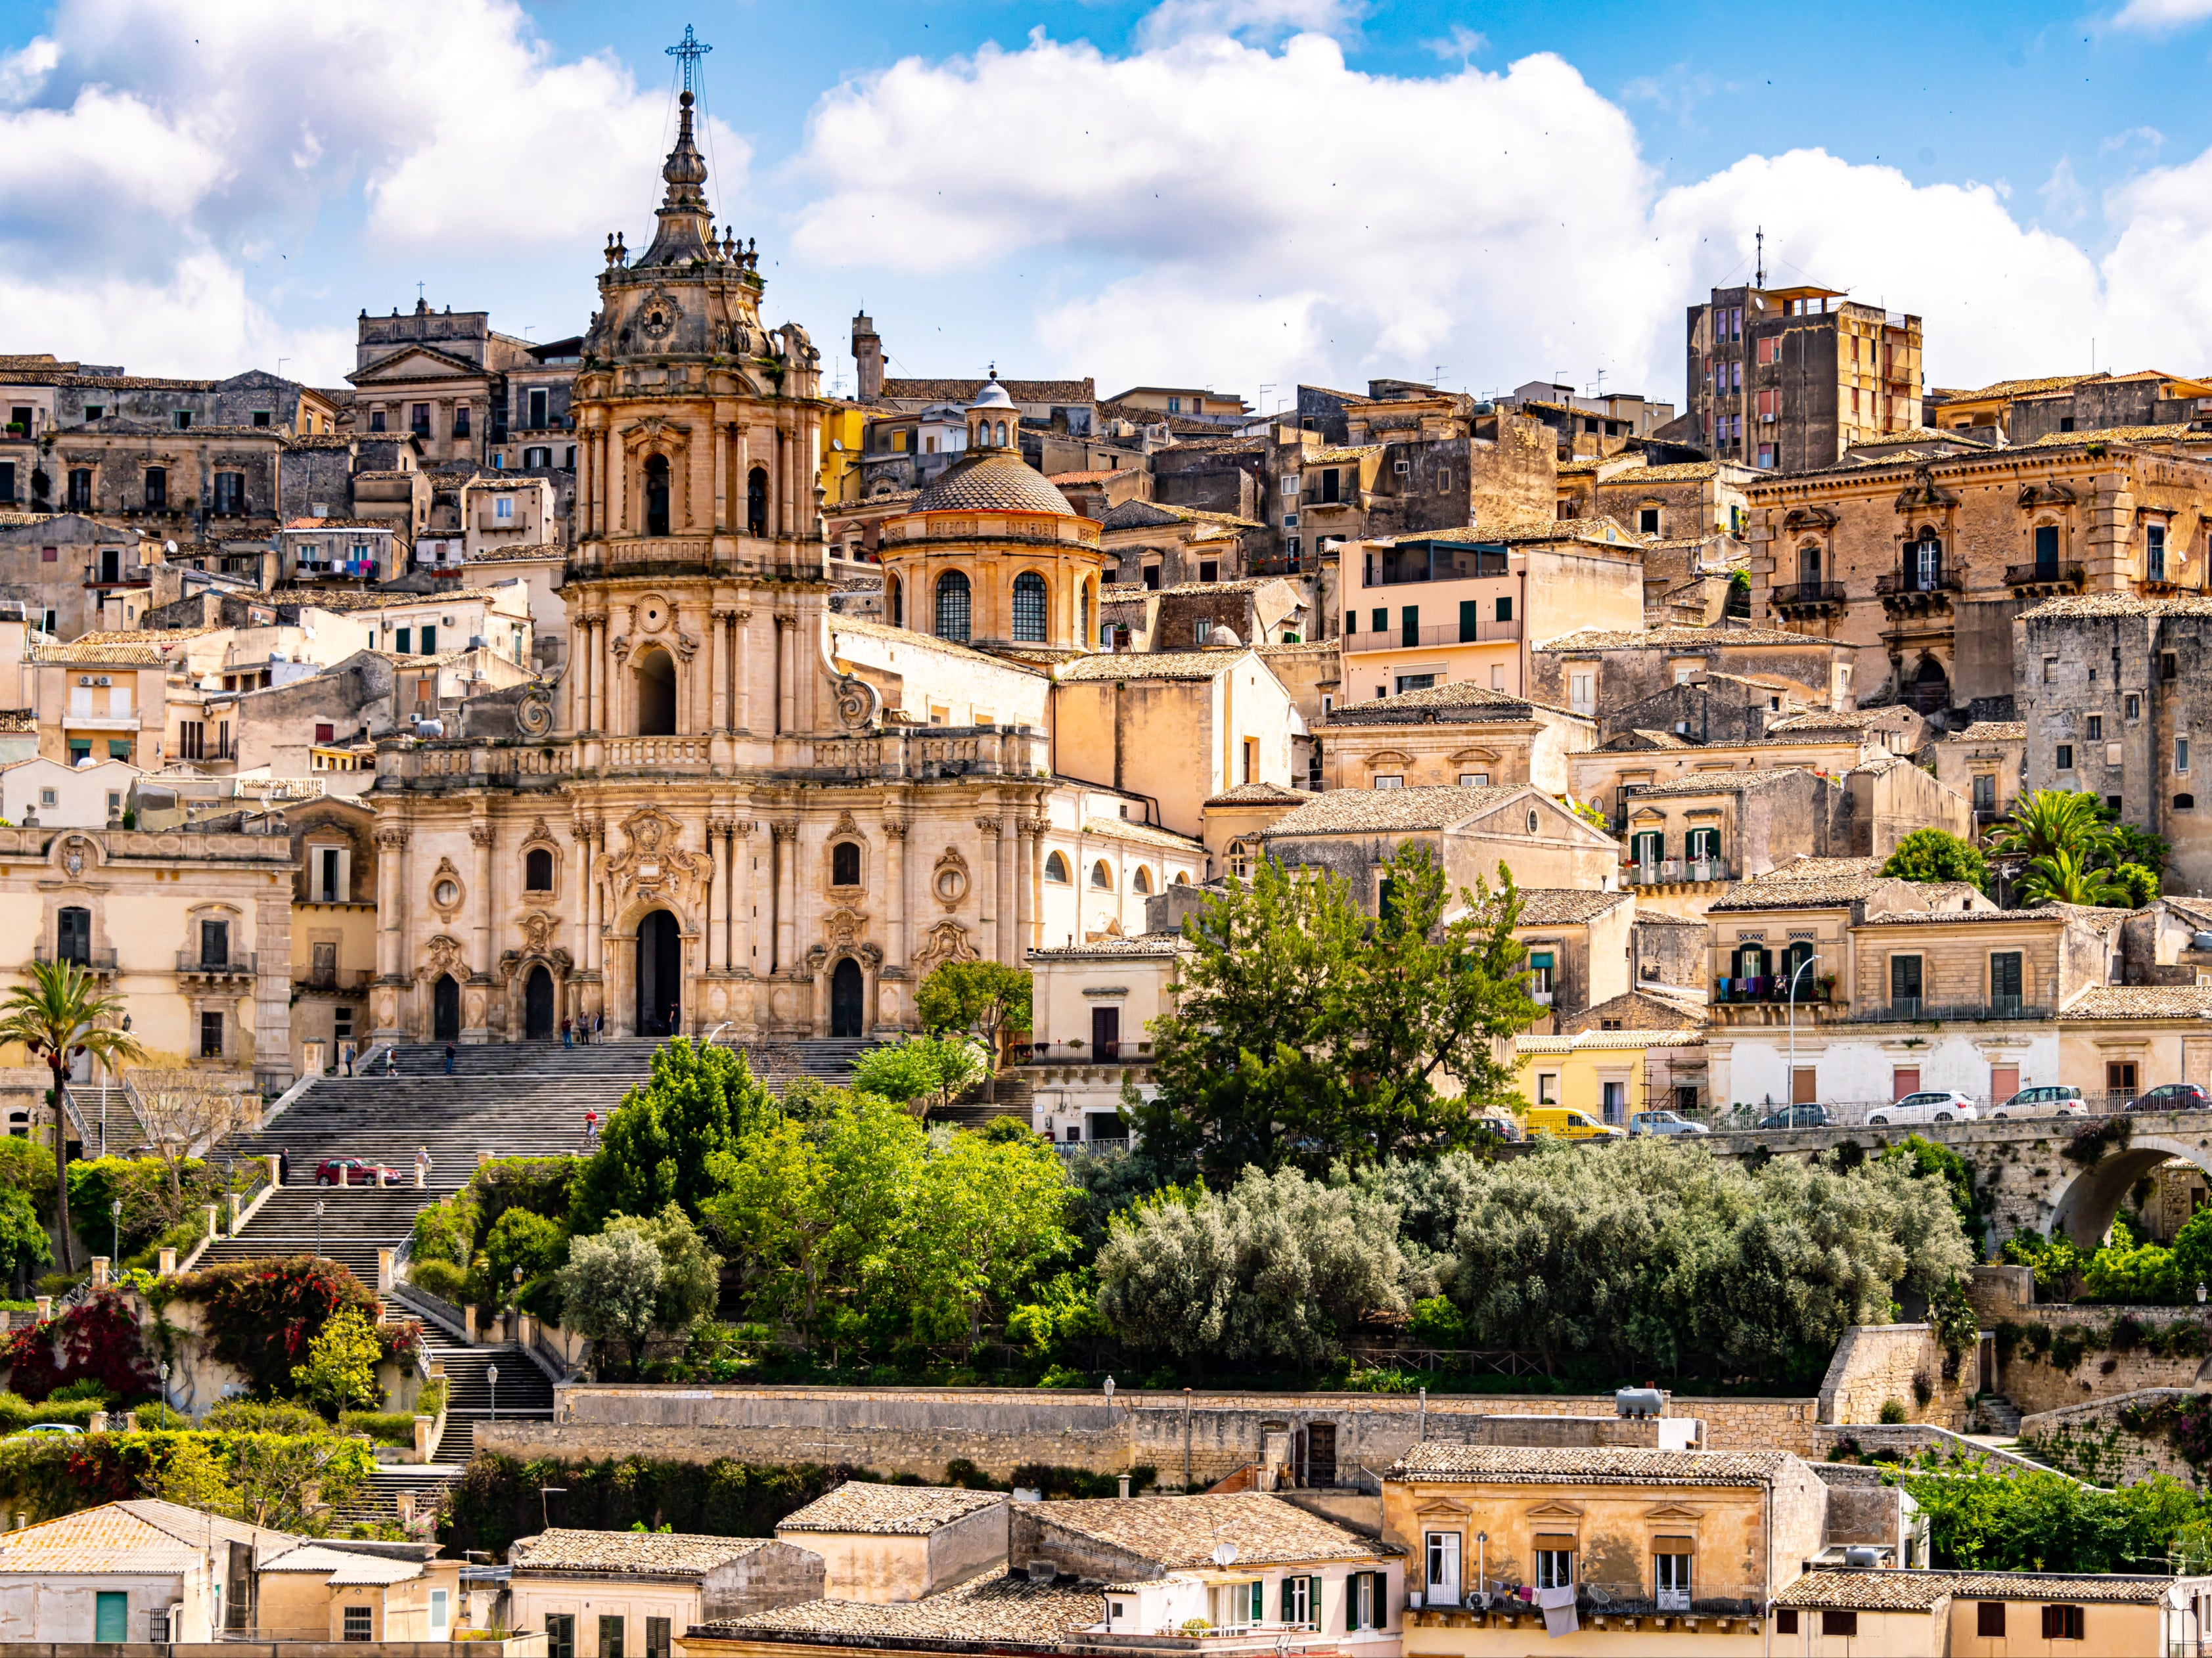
top-left (1817, 1324), bottom-right (1970, 1429)
top-left (476, 1382), bottom-right (1825, 1479)
top-left (2017, 1388), bottom-right (2208, 1487)
top-left (1989, 1305), bottom-right (2212, 1417)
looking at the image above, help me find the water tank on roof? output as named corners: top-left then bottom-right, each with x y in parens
top-left (2192, 932), bottom-right (2212, 952)
top-left (1843, 1546), bottom-right (1882, 1569)
top-left (1615, 1387), bottom-right (1665, 1419)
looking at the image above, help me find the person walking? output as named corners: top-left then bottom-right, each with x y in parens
top-left (443, 1042), bottom-right (457, 1075)
top-left (560, 1017), bottom-right (572, 1049)
top-left (585, 1108), bottom-right (598, 1144)
top-left (278, 1147), bottom-right (291, 1188)
top-left (415, 1145), bottom-right (432, 1188)
top-left (344, 1046), bottom-right (353, 1077)
top-left (595, 1011), bottom-right (605, 1042)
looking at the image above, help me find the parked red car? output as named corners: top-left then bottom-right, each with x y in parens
top-left (315, 1157), bottom-right (402, 1187)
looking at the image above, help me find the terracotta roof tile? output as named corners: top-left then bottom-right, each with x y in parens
top-left (1081, 815), bottom-right (1206, 853)
top-left (882, 377), bottom-right (1095, 405)
top-left (1389, 1445), bottom-right (1791, 1485)
top-left (1622, 769), bottom-right (1828, 799)
top-left (1030, 931), bottom-right (1192, 959)
top-left (906, 453), bottom-right (1079, 517)
top-left (1204, 782), bottom-right (1306, 807)
top-left (1261, 784), bottom-right (1530, 837)
top-left (2060, 985), bottom-right (2212, 1020)
top-left (1776, 1566), bottom-right (2179, 1611)
top-left (700, 1568), bottom-right (1102, 1645)
top-left (512, 1527), bottom-right (782, 1574)
top-left (1537, 624), bottom-right (1822, 651)
top-left (1948, 721), bottom-right (2025, 742)
top-left (1707, 857), bottom-right (1889, 912)
top-left (1463, 887), bottom-right (1633, 926)
top-left (1057, 650), bottom-right (1244, 683)
top-left (1516, 1029), bottom-right (1707, 1054)
top-left (2020, 591), bottom-right (2212, 620)
top-left (1027, 1494), bottom-right (1384, 1569)
top-left (777, 1483), bottom-right (1006, 1537)
top-left (1326, 680), bottom-right (1545, 719)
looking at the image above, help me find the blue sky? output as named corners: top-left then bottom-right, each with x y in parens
top-left (11, 0), bottom-right (2212, 408)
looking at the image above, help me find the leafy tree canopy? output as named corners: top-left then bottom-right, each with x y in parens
top-left (570, 1039), bottom-right (774, 1232)
top-left (849, 1037), bottom-right (989, 1115)
top-left (1881, 828), bottom-right (1988, 890)
top-left (1127, 843), bottom-right (1540, 1181)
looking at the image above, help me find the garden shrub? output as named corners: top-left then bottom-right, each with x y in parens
top-left (409, 1259), bottom-right (470, 1305)
top-left (204, 1399), bottom-right (327, 1437)
top-left (443, 1452), bottom-right (859, 1557)
top-left (338, 1409), bottom-right (418, 1446)
top-left (151, 1256), bottom-right (378, 1396)
top-left (1879, 1399), bottom-right (1908, 1424)
top-left (0, 1290), bottom-right (154, 1401)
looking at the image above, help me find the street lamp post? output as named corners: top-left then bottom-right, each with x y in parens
top-left (1786, 954), bottom-right (1819, 1123)
top-left (313, 1199), bottom-right (325, 1264)
top-left (109, 1199), bottom-right (120, 1267)
top-left (487, 1364), bottom-right (499, 1425)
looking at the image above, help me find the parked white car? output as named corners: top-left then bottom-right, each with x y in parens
top-left (1866, 1090), bottom-right (1980, 1127)
top-left (1990, 1085), bottom-right (2088, 1120)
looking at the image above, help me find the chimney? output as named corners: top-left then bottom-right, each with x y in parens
top-left (1117, 1473), bottom-right (1131, 1500)
top-left (852, 313), bottom-right (884, 403)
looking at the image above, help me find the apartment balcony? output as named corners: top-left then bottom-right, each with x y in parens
top-left (177, 951), bottom-right (256, 984)
top-left (1629, 857), bottom-right (1729, 887)
top-left (1875, 570), bottom-right (1961, 615)
top-left (1769, 581), bottom-right (1846, 618)
top-left (296, 966), bottom-right (374, 994)
top-left (1344, 618), bottom-right (1523, 654)
top-left (2004, 560), bottom-right (2085, 596)
top-left (1848, 996), bottom-right (2054, 1025)
top-left (33, 945), bottom-right (115, 975)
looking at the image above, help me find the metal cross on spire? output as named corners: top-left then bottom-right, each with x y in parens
top-left (666, 24), bottom-right (711, 95)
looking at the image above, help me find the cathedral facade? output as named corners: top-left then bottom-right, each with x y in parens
top-left (364, 88), bottom-right (1205, 1050)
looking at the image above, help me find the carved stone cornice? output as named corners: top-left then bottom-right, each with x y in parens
top-left (468, 822), bottom-right (495, 848)
top-left (882, 820), bottom-right (909, 841)
top-left (1020, 817), bottom-right (1051, 838)
top-left (374, 826), bottom-right (410, 850)
top-left (771, 820), bottom-right (800, 843)
top-left (975, 817), bottom-right (1002, 837)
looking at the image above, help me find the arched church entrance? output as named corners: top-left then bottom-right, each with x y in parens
top-left (524, 966), bottom-right (555, 1040)
top-left (637, 910), bottom-right (682, 1037)
top-left (432, 974), bottom-right (461, 1042)
top-left (830, 958), bottom-right (865, 1039)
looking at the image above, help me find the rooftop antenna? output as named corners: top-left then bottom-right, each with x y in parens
top-left (666, 23), bottom-right (711, 94)
top-left (1755, 227), bottom-right (1765, 290)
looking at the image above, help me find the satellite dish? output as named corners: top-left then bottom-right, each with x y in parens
top-left (165, 540), bottom-right (178, 554)
top-left (1211, 1544), bottom-right (1238, 1567)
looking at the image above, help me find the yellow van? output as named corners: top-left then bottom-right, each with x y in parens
top-left (1525, 1107), bottom-right (1625, 1142)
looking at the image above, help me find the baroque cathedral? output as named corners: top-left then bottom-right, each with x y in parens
top-left (365, 83), bottom-right (1218, 1046)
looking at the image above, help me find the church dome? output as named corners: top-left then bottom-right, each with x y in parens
top-left (968, 376), bottom-right (1017, 413)
top-left (909, 450), bottom-right (1077, 516)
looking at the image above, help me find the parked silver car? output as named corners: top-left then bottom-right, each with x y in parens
top-left (1629, 1110), bottom-right (1709, 1138)
top-left (1866, 1090), bottom-right (1980, 1127)
top-left (1991, 1085), bottom-right (2087, 1120)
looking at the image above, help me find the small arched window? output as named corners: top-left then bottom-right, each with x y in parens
top-left (1090, 860), bottom-right (1112, 889)
top-left (935, 570), bottom-right (972, 643)
top-left (2178, 794), bottom-right (2198, 811)
top-left (1173, 871), bottom-right (1189, 884)
top-left (1011, 571), bottom-right (1048, 642)
top-left (1228, 840), bottom-right (1252, 879)
top-left (1078, 580), bottom-right (1092, 647)
top-left (524, 847), bottom-right (554, 892)
top-left (1133, 866), bottom-right (1152, 895)
top-left (995, 420), bottom-right (1008, 446)
top-left (1526, 808), bottom-right (1540, 833)
top-left (1797, 541), bottom-right (1822, 584)
top-left (643, 454), bottom-right (671, 538)
top-left (832, 841), bottom-right (861, 885)
top-left (1045, 851), bottom-right (1071, 884)
top-left (747, 465), bottom-right (769, 537)
top-left (888, 575), bottom-right (903, 629)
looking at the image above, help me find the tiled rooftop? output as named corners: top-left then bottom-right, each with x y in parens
top-left (907, 453), bottom-right (1079, 518)
top-left (1594, 461), bottom-right (1719, 483)
top-left (2020, 591), bottom-right (2212, 620)
top-left (701, 1568), bottom-right (1103, 1646)
top-left (1536, 624), bottom-right (1822, 651)
top-left (1326, 680), bottom-right (1545, 719)
top-left (777, 1483), bottom-right (1008, 1537)
top-left (1947, 721), bottom-right (2026, 742)
top-left (1463, 887), bottom-right (1633, 926)
top-left (1081, 815), bottom-right (1206, 853)
top-left (1058, 651), bottom-right (1244, 682)
top-left (1621, 769), bottom-right (1824, 799)
top-left (1203, 781), bottom-right (1307, 806)
top-left (1775, 1567), bottom-right (2177, 1611)
top-left (0, 1499), bottom-right (287, 1575)
top-left (1028, 1494), bottom-right (1384, 1568)
top-left (1261, 784), bottom-right (1527, 837)
top-left (1390, 1445), bottom-right (1791, 1485)
top-left (1030, 931), bottom-right (1192, 960)
top-left (2060, 985), bottom-right (2212, 1020)
top-left (1516, 1029), bottom-right (1706, 1054)
top-left (1706, 857), bottom-right (1891, 912)
top-left (512, 1527), bottom-right (780, 1575)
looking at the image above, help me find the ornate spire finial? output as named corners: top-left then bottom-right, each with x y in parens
top-left (666, 24), bottom-right (711, 95)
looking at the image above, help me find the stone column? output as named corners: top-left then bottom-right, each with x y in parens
top-left (713, 418), bottom-right (731, 530)
top-left (977, 816), bottom-right (1002, 962)
top-left (998, 806), bottom-right (1020, 964)
top-left (710, 607), bottom-right (734, 731)
top-left (776, 617), bottom-right (795, 736)
top-left (750, 825), bottom-right (774, 975)
top-left (374, 824), bottom-right (407, 979)
top-left (466, 818), bottom-right (495, 1041)
top-left (883, 819), bottom-right (908, 975)
top-left (1023, 816), bottom-right (1049, 952)
top-left (734, 609), bottom-right (754, 732)
top-left (773, 820), bottom-right (800, 975)
top-left (707, 816), bottom-right (733, 974)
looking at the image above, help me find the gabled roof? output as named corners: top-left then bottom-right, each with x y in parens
top-left (1389, 1445), bottom-right (1790, 1486)
top-left (1776, 1566), bottom-right (2181, 1611)
top-left (776, 1482), bottom-right (1006, 1537)
top-left (1056, 650), bottom-right (1246, 683)
top-left (1537, 624), bottom-right (1822, 652)
top-left (348, 343), bottom-right (491, 384)
top-left (511, 1528), bottom-right (784, 1575)
top-left (1707, 856), bottom-right (1890, 912)
top-left (1261, 784), bottom-right (1533, 837)
top-left (700, 1569), bottom-right (1104, 1646)
top-left (1326, 680), bottom-right (1550, 721)
top-left (0, 1499), bottom-right (289, 1575)
top-left (1026, 1494), bottom-right (1385, 1569)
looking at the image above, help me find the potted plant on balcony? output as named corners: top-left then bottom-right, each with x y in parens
top-left (1817, 972), bottom-right (1837, 1002)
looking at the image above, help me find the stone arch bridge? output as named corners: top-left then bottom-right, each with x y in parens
top-left (1704, 1109), bottom-right (2212, 1247)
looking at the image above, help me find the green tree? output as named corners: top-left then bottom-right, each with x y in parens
top-left (227, 1433), bottom-right (372, 1531)
top-left (915, 961), bottom-right (1033, 1100)
top-left (1130, 843), bottom-right (1540, 1180)
top-left (479, 1208), bottom-right (568, 1307)
top-left (0, 1138), bottom-right (56, 1222)
top-left (1881, 828), bottom-right (1988, 889)
top-left (2017, 847), bottom-right (2132, 907)
top-left (558, 1228), bottom-right (666, 1377)
top-left (1988, 790), bottom-right (2117, 864)
top-left (0, 1190), bottom-right (52, 1297)
top-left (0, 961), bottom-right (145, 1270)
top-left (1899, 1463), bottom-right (2205, 1573)
top-left (849, 1036), bottom-right (990, 1115)
top-left (150, 1437), bottom-right (237, 1514)
top-left (606, 1205), bottom-right (723, 1339)
top-left (903, 1128), bottom-right (1073, 1343)
top-left (570, 1039), bottom-right (774, 1232)
top-left (290, 1307), bottom-right (384, 1418)
top-left (2108, 862), bottom-right (2161, 906)
top-left (1095, 1164), bottom-right (1405, 1368)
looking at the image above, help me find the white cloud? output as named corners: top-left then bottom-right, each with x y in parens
top-left (1134, 0), bottom-right (1365, 48)
top-left (0, 0), bottom-right (748, 380)
top-left (796, 32), bottom-right (1669, 397)
top-left (2112, 0), bottom-right (2212, 29)
top-left (1424, 24), bottom-right (1487, 61)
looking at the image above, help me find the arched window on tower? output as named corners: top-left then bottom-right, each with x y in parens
top-left (995, 420), bottom-right (1008, 447)
top-left (643, 455), bottom-right (671, 538)
top-left (888, 575), bottom-right (903, 628)
top-left (1045, 851), bottom-right (1071, 884)
top-left (747, 465), bottom-right (769, 537)
top-left (1078, 580), bottom-right (1092, 648)
top-left (832, 841), bottom-right (861, 886)
top-left (1011, 571), bottom-right (1048, 642)
top-left (524, 847), bottom-right (554, 892)
top-left (635, 646), bottom-right (677, 736)
top-left (935, 570), bottom-right (972, 643)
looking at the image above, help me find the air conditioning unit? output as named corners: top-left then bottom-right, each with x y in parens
top-left (95, 676), bottom-right (110, 687)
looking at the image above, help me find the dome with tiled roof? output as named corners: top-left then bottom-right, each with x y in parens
top-left (909, 450), bottom-right (1078, 516)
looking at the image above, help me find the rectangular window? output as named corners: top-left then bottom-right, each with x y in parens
top-left (1425, 1531), bottom-right (1461, 1602)
top-left (1280, 1576), bottom-right (1314, 1627)
top-left (1458, 599), bottom-right (1481, 642)
top-left (430, 1590), bottom-right (449, 1636)
top-left (1569, 671), bottom-right (1594, 715)
top-left (2041, 1603), bottom-right (2084, 1641)
top-left (645, 1619), bottom-right (671, 1658)
top-left (2035, 524), bottom-right (2060, 572)
top-left (453, 405), bottom-right (471, 437)
top-left (1890, 954), bottom-right (1923, 1014)
top-left (421, 624), bottom-right (436, 654)
top-left (547, 1615), bottom-right (576, 1658)
top-left (530, 388), bottom-right (550, 428)
top-left (2109, 1061), bottom-right (2138, 1094)
top-left (211, 471), bottom-right (244, 514)
top-left (1991, 951), bottom-right (2023, 1015)
top-left (174, 410), bottom-right (192, 430)
top-left (2150, 523), bottom-right (2167, 582)
top-left (1638, 506), bottom-right (1660, 533)
top-left (200, 918), bottom-right (229, 967)
top-left (343, 1606), bottom-right (373, 1642)
top-left (496, 497), bottom-right (513, 522)
top-left (1822, 1610), bottom-right (1858, 1638)
top-left (1372, 774), bottom-right (1404, 790)
top-left (2181, 737), bottom-right (2192, 774)
top-left (599, 1615), bottom-right (625, 1658)
top-left (1977, 1602), bottom-right (2006, 1638)
top-left (1973, 773), bottom-right (1996, 811)
top-left (1774, 1610), bottom-right (1798, 1636)
top-left (1537, 1071), bottom-right (1558, 1105)
top-left (1533, 1536), bottom-right (1575, 1590)
top-left (2088, 714), bottom-right (2104, 740)
top-left (396, 627), bottom-right (411, 654)
top-left (1460, 771), bottom-right (1489, 786)
top-left (411, 402), bottom-right (432, 435)
top-left (1282, 474), bottom-right (1299, 496)
top-left (2057, 742), bottom-right (2075, 770)
top-left (1400, 606), bottom-right (1419, 648)
top-left (1497, 595), bottom-right (1513, 622)
top-left (1370, 608), bottom-right (1386, 634)
top-left (1653, 1542), bottom-right (1692, 1613)
top-left (200, 1012), bottom-right (223, 1058)
top-left (369, 409), bottom-right (386, 432)
top-left (2127, 694), bottom-right (2141, 719)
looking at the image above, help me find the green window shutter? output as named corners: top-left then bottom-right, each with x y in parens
top-left (1458, 599), bottom-right (1479, 642)
top-left (1281, 1578), bottom-right (1295, 1623)
top-left (1249, 1580), bottom-right (1262, 1623)
top-left (1313, 1577), bottom-right (1324, 1628)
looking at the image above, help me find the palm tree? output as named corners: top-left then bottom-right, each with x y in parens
top-left (1987, 790), bottom-right (2117, 864)
top-left (2016, 847), bottom-right (2130, 908)
top-left (0, 962), bottom-right (144, 1272)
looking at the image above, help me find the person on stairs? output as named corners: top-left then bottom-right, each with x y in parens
top-left (415, 1146), bottom-right (432, 1188)
top-left (561, 1017), bottom-right (572, 1049)
top-left (443, 1042), bottom-right (457, 1075)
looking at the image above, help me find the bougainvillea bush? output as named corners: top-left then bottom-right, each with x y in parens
top-left (150, 1256), bottom-right (382, 1395)
top-left (0, 1291), bottom-right (154, 1402)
